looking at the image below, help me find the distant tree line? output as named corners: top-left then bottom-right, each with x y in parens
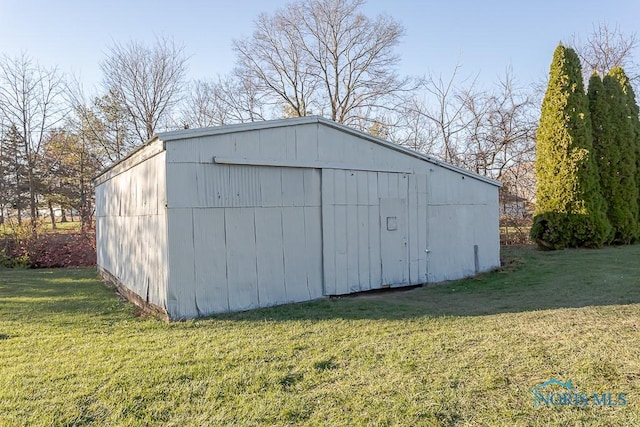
top-left (0, 0), bottom-right (637, 243)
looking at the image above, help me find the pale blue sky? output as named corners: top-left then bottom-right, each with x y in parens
top-left (0, 0), bottom-right (638, 92)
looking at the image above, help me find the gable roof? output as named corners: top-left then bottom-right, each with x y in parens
top-left (159, 116), bottom-right (501, 187)
top-left (97, 116), bottom-right (501, 187)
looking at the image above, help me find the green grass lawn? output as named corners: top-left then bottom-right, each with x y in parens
top-left (43, 220), bottom-right (83, 232)
top-left (1, 219), bottom-right (83, 237)
top-left (1, 245), bottom-right (640, 426)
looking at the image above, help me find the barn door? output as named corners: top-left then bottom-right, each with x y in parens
top-left (321, 169), bottom-right (411, 295)
top-left (380, 198), bottom-right (409, 285)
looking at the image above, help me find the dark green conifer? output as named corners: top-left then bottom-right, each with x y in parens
top-left (588, 73), bottom-right (617, 244)
top-left (601, 68), bottom-right (639, 243)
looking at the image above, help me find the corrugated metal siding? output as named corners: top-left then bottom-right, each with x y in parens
top-left (166, 208), bottom-right (196, 317)
top-left (426, 167), bottom-right (500, 282)
top-left (167, 163), bottom-right (322, 210)
top-left (167, 163), bottom-right (262, 208)
top-left (415, 175), bottom-right (429, 283)
top-left (225, 208), bottom-right (259, 311)
top-left (196, 164), bottom-right (229, 207)
top-left (165, 165), bottom-right (323, 317)
top-left (193, 208), bottom-right (229, 314)
top-left (95, 152), bottom-right (168, 310)
top-left (258, 126), bottom-right (298, 160)
top-left (227, 166), bottom-right (261, 207)
top-left (255, 208), bottom-right (287, 306)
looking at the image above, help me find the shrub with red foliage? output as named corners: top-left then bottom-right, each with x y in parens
top-left (1, 230), bottom-right (96, 268)
top-left (29, 232), bottom-right (96, 268)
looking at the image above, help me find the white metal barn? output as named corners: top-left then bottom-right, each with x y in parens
top-left (95, 116), bottom-right (501, 319)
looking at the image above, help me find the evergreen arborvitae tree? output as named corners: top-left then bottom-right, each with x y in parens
top-left (603, 68), bottom-right (639, 243)
top-left (531, 45), bottom-right (611, 249)
top-left (630, 93), bottom-right (640, 240)
top-left (630, 84), bottom-right (640, 236)
top-left (588, 73), bottom-right (616, 244)
top-left (611, 69), bottom-right (640, 238)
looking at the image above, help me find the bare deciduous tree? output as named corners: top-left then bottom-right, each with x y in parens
top-left (233, 0), bottom-right (412, 127)
top-left (389, 104), bottom-right (440, 154)
top-left (571, 23), bottom-right (639, 82)
top-left (181, 79), bottom-right (224, 128)
top-left (397, 64), bottom-right (478, 163)
top-left (235, 8), bottom-right (316, 118)
top-left (101, 37), bottom-right (188, 144)
top-left (392, 67), bottom-right (537, 214)
top-left (218, 71), bottom-right (268, 123)
top-left (180, 73), bottom-right (267, 128)
top-left (0, 53), bottom-right (66, 230)
top-left (461, 70), bottom-right (536, 181)
top-left (400, 66), bottom-right (537, 243)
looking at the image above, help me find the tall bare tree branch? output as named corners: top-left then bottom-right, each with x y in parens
top-left (233, 0), bottom-right (413, 128)
top-left (100, 37), bottom-right (188, 144)
top-left (0, 53), bottom-right (66, 229)
top-left (571, 23), bottom-right (639, 83)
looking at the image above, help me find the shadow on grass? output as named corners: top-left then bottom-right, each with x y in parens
top-left (214, 244), bottom-right (640, 321)
top-left (0, 268), bottom-right (128, 325)
top-left (2, 245), bottom-right (640, 324)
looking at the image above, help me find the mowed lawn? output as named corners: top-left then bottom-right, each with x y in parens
top-left (1, 245), bottom-right (640, 426)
